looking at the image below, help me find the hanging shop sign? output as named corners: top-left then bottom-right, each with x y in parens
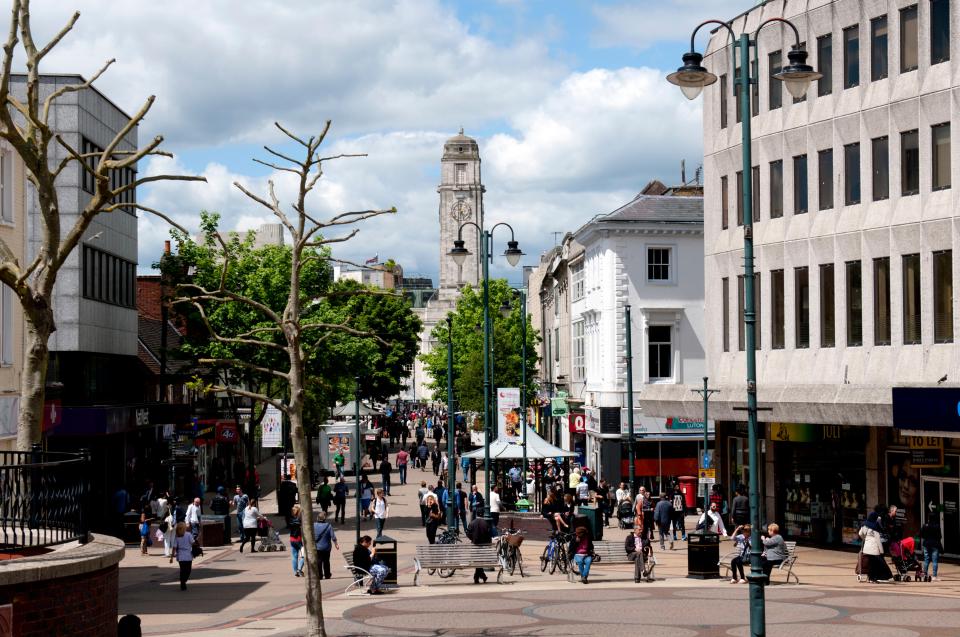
top-left (497, 387), bottom-right (522, 444)
top-left (569, 412), bottom-right (586, 433)
top-left (907, 436), bottom-right (945, 468)
top-left (216, 422), bottom-right (238, 443)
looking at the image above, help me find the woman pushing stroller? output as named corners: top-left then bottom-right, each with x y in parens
top-left (859, 511), bottom-right (893, 583)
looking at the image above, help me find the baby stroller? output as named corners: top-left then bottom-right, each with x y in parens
top-left (889, 537), bottom-right (923, 582)
top-left (254, 517), bottom-right (286, 552)
top-left (618, 501), bottom-right (635, 529)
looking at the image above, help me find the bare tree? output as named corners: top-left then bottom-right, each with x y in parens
top-left (0, 0), bottom-right (204, 450)
top-left (175, 121), bottom-right (394, 637)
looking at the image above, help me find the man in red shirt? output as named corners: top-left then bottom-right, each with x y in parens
top-left (396, 448), bottom-right (409, 485)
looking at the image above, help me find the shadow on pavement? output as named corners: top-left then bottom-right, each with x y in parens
top-left (119, 579), bottom-right (268, 615)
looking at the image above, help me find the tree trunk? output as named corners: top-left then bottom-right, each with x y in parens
top-left (290, 404), bottom-right (326, 637)
top-left (17, 307), bottom-right (53, 452)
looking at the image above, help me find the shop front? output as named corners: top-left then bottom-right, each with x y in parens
top-left (770, 422), bottom-right (869, 546)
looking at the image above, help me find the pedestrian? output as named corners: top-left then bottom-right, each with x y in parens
top-left (173, 522), bottom-right (197, 591)
top-left (489, 485), bottom-right (502, 528)
top-left (315, 477), bottom-right (333, 515)
top-left (921, 516), bottom-right (943, 581)
top-left (461, 455), bottom-right (471, 483)
top-left (379, 457), bottom-right (392, 496)
top-left (456, 482), bottom-right (468, 529)
top-left (431, 447), bottom-right (441, 476)
top-left (313, 511), bottom-right (340, 579)
top-left (424, 494), bottom-right (442, 544)
top-left (185, 497), bottom-right (202, 539)
top-left (117, 615), bottom-right (141, 637)
top-left (760, 523), bottom-right (788, 577)
top-left (352, 535), bottom-right (389, 594)
top-left (239, 498), bottom-right (263, 553)
top-left (138, 513), bottom-right (150, 555)
top-left (731, 487), bottom-right (750, 526)
top-left (671, 486), bottom-right (687, 541)
top-left (210, 486), bottom-right (231, 541)
top-left (417, 442), bottom-right (429, 472)
top-left (697, 501), bottom-right (728, 536)
top-left (616, 482), bottom-right (630, 510)
top-left (653, 493), bottom-right (674, 550)
top-left (289, 504), bottom-right (304, 577)
top-left (396, 448), bottom-right (409, 485)
top-left (333, 477), bottom-right (348, 524)
top-left (576, 476), bottom-right (590, 506)
top-left (360, 476), bottom-right (374, 521)
top-left (624, 523), bottom-right (651, 583)
top-left (596, 479), bottom-right (611, 526)
top-left (418, 480), bottom-right (430, 526)
top-left (569, 526), bottom-right (594, 584)
top-left (508, 464), bottom-right (521, 495)
top-left (729, 523), bottom-right (751, 583)
top-left (232, 486), bottom-right (249, 541)
top-left (333, 449), bottom-right (345, 478)
top-left (466, 514), bottom-right (492, 584)
top-left (371, 489), bottom-right (389, 538)
top-left (859, 513), bottom-right (892, 582)
top-left (162, 504), bottom-right (175, 561)
top-left (468, 484), bottom-right (484, 521)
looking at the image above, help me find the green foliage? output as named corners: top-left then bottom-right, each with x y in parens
top-left (420, 278), bottom-right (539, 411)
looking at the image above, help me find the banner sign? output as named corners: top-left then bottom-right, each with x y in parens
top-left (569, 412), bottom-right (586, 433)
top-left (551, 396), bottom-right (569, 417)
top-left (497, 387), bottom-right (521, 444)
top-left (216, 422), bottom-right (238, 443)
top-left (892, 387), bottom-right (960, 432)
top-left (907, 435), bottom-right (945, 468)
top-left (261, 405), bottom-right (283, 448)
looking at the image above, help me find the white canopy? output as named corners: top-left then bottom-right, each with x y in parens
top-left (461, 426), bottom-right (577, 460)
top-left (332, 401), bottom-right (381, 417)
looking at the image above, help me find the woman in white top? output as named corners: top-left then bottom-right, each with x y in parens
top-left (162, 505), bottom-right (176, 561)
top-left (239, 498), bottom-right (262, 553)
top-left (371, 489), bottom-right (389, 538)
top-left (173, 522), bottom-right (196, 590)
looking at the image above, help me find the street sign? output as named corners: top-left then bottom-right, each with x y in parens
top-left (698, 468), bottom-right (716, 484)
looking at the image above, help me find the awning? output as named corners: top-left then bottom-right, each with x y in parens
top-left (332, 401), bottom-right (382, 417)
top-left (462, 426), bottom-right (577, 460)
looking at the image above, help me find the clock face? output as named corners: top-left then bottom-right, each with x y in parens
top-left (451, 200), bottom-right (472, 222)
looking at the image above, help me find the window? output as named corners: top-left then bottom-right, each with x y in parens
top-left (846, 261), bottom-right (863, 346)
top-left (902, 253), bottom-right (921, 344)
top-left (721, 175), bottom-right (729, 229)
top-left (647, 247), bottom-right (671, 282)
top-left (818, 149), bottom-right (834, 210)
top-left (934, 250), bottom-right (953, 343)
top-left (0, 153), bottom-right (11, 224)
top-left (844, 143), bottom-right (861, 205)
top-left (572, 263), bottom-right (584, 300)
top-left (768, 51), bottom-right (782, 110)
top-left (80, 136), bottom-right (136, 211)
top-left (933, 123), bottom-right (951, 190)
top-left (0, 284), bottom-right (11, 365)
top-left (738, 274), bottom-right (761, 350)
top-left (843, 26), bottom-right (860, 89)
top-left (753, 272), bottom-right (761, 350)
top-left (719, 74), bottom-right (728, 129)
top-left (573, 321), bottom-right (585, 380)
top-left (931, 0), bottom-right (950, 64)
top-left (82, 245), bottom-right (136, 308)
top-left (648, 325), bottom-right (672, 380)
top-left (820, 263), bottom-right (836, 347)
top-left (870, 15), bottom-right (888, 80)
top-left (554, 327), bottom-right (560, 361)
top-left (738, 275), bottom-right (745, 351)
top-left (722, 277), bottom-right (730, 352)
top-left (817, 34), bottom-right (833, 96)
top-left (794, 154), bottom-right (808, 214)
top-left (874, 257), bottom-right (892, 345)
top-left (770, 160), bottom-right (783, 218)
top-left (795, 267), bottom-right (810, 348)
top-left (80, 137), bottom-right (101, 194)
top-left (553, 286), bottom-right (559, 317)
top-left (735, 60), bottom-right (743, 124)
top-left (872, 136), bottom-right (889, 201)
top-left (751, 59), bottom-right (759, 117)
top-left (751, 165), bottom-right (760, 222)
top-left (771, 269), bottom-right (785, 349)
top-left (901, 129), bottom-right (919, 196)
top-left (900, 5), bottom-right (918, 72)
top-left (736, 170), bottom-right (744, 226)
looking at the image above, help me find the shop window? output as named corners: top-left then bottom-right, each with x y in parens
top-left (736, 170), bottom-right (744, 226)
top-left (818, 149), bottom-right (834, 210)
top-left (722, 277), bottom-right (730, 352)
top-left (647, 325), bottom-right (672, 381)
top-left (930, 0), bottom-right (950, 65)
top-left (719, 73), bottom-right (728, 129)
top-left (793, 154), bottom-right (808, 214)
top-left (901, 130), bottom-right (919, 196)
top-left (846, 261), bottom-right (863, 346)
top-left (817, 34), bottom-right (832, 96)
top-left (902, 253), bottom-right (922, 344)
top-left (872, 136), bottom-right (889, 201)
top-left (795, 267), bottom-right (810, 348)
top-left (770, 160), bottom-right (783, 218)
top-left (771, 269), bottom-right (785, 349)
top-left (900, 5), bottom-right (918, 72)
top-left (721, 175), bottom-right (729, 229)
top-left (934, 250), bottom-right (953, 343)
top-left (844, 142), bottom-right (861, 205)
top-left (932, 123), bottom-right (951, 191)
top-left (842, 25), bottom-right (859, 89)
top-left (820, 263), bottom-right (836, 348)
top-left (874, 257), bottom-right (892, 345)
top-left (870, 15), bottom-right (888, 81)
top-left (768, 51), bottom-right (782, 110)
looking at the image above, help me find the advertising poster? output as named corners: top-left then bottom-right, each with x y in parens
top-left (497, 387), bottom-right (521, 444)
top-left (261, 405), bottom-right (283, 448)
top-left (886, 450), bottom-right (921, 539)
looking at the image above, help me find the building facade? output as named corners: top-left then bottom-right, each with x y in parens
top-left (0, 141), bottom-right (27, 451)
top-left (648, 0), bottom-right (959, 550)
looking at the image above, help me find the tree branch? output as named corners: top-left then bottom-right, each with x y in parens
top-left (198, 357), bottom-right (289, 381)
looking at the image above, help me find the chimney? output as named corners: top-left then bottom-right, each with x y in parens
top-left (164, 240), bottom-right (171, 254)
top-left (681, 159), bottom-right (686, 185)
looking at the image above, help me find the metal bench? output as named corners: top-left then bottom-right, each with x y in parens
top-left (567, 540), bottom-right (657, 583)
top-left (343, 551), bottom-right (373, 596)
top-left (719, 540), bottom-right (799, 584)
top-left (413, 544), bottom-right (503, 585)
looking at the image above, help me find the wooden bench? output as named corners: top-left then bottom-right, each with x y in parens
top-left (719, 540), bottom-right (799, 584)
top-left (413, 544), bottom-right (503, 585)
top-left (567, 540), bottom-right (657, 583)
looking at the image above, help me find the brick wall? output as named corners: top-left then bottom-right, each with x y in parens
top-left (137, 276), bottom-right (163, 320)
top-left (0, 564), bottom-right (118, 636)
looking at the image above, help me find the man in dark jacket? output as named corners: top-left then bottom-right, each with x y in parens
top-left (379, 459), bottom-right (392, 496)
top-left (653, 493), bottom-right (674, 550)
top-left (277, 474), bottom-right (298, 522)
top-left (466, 516), bottom-right (492, 583)
top-left (624, 525), bottom-right (653, 582)
top-left (731, 487), bottom-right (750, 526)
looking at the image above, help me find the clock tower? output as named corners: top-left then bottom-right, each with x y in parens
top-left (437, 128), bottom-right (484, 294)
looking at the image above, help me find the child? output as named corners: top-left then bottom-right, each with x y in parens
top-left (139, 513), bottom-right (150, 555)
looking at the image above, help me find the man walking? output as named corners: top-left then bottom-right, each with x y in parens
top-left (731, 487), bottom-right (750, 527)
top-left (396, 448), bottom-right (409, 485)
top-left (333, 449), bottom-right (345, 479)
top-left (232, 486), bottom-right (249, 540)
top-left (653, 493), bottom-right (674, 550)
top-left (185, 497), bottom-right (202, 539)
top-left (417, 442), bottom-right (429, 472)
top-left (379, 457), bottom-right (392, 496)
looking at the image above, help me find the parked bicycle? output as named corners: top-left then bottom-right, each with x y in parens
top-left (497, 527), bottom-right (525, 576)
top-left (431, 526), bottom-right (462, 578)
top-left (540, 531), bottom-right (571, 574)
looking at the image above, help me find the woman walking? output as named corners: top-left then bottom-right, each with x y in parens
top-left (424, 494), bottom-right (442, 544)
top-left (333, 477), bottom-right (348, 524)
top-left (289, 504), bottom-right (304, 576)
top-left (239, 498), bottom-right (263, 553)
top-left (569, 526), bottom-right (595, 584)
top-left (859, 512), bottom-right (893, 582)
top-left (371, 489), bottom-right (389, 538)
top-left (360, 476), bottom-right (374, 521)
top-left (173, 522), bottom-right (196, 590)
top-left (162, 503), bottom-right (176, 561)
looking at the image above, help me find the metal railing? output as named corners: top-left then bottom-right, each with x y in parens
top-left (0, 445), bottom-right (90, 552)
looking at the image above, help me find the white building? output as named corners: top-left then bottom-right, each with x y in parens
top-left (571, 193), bottom-right (707, 485)
top-left (646, 0), bottom-right (960, 550)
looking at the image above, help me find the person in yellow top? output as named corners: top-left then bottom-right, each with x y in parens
top-left (568, 467), bottom-right (582, 491)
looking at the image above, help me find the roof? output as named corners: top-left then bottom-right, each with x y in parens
top-left (462, 426), bottom-right (577, 460)
top-left (138, 316), bottom-right (192, 376)
top-left (599, 194), bottom-right (703, 224)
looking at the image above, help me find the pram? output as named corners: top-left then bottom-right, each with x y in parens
top-left (254, 517), bottom-right (286, 552)
top-left (618, 501), bottom-right (635, 529)
top-left (889, 537), bottom-right (923, 582)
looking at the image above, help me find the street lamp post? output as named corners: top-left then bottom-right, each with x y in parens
top-left (445, 315), bottom-right (457, 529)
top-left (449, 223), bottom-right (523, 520)
top-left (624, 304), bottom-right (635, 494)
top-left (667, 17), bottom-right (820, 637)
top-left (691, 377), bottom-right (719, 514)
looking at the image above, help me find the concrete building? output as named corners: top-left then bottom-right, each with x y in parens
top-left (644, 0), bottom-right (960, 550)
top-left (0, 140), bottom-right (27, 451)
top-left (333, 261), bottom-right (402, 290)
top-left (571, 191), bottom-right (707, 485)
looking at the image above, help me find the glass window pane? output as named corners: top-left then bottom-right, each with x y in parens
top-left (843, 26), bottom-right (860, 89)
top-left (722, 277), bottom-right (730, 352)
top-left (901, 129), bottom-right (919, 195)
top-left (751, 59), bottom-right (759, 117)
top-left (846, 261), bottom-right (863, 346)
top-left (770, 160), bottom-right (783, 218)
top-left (769, 51), bottom-right (782, 110)
top-left (738, 275), bottom-right (745, 351)
top-left (796, 267), bottom-right (810, 348)
top-left (736, 171), bottom-right (744, 226)
top-left (871, 15), bottom-right (888, 81)
top-left (874, 257), bottom-right (891, 345)
top-left (735, 61), bottom-right (742, 124)
top-left (902, 253), bottom-right (921, 344)
top-left (844, 143), bottom-right (861, 205)
top-left (900, 5), bottom-right (918, 72)
top-left (872, 136), bottom-right (889, 200)
top-left (1, 285), bottom-right (11, 365)
top-left (934, 250), bottom-right (953, 343)
top-left (817, 34), bottom-right (833, 96)
top-left (931, 0), bottom-right (950, 64)
top-left (752, 165), bottom-right (760, 222)
top-left (794, 155), bottom-right (808, 214)
top-left (820, 263), bottom-right (835, 347)
top-left (721, 175), bottom-right (729, 229)
top-left (933, 123), bottom-right (951, 191)
top-left (819, 149), bottom-right (834, 210)
top-left (754, 272), bottom-right (761, 350)
top-left (720, 74), bottom-right (728, 128)
top-left (772, 269), bottom-right (785, 349)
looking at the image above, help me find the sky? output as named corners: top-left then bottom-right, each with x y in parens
top-left (28, 0), bottom-right (753, 283)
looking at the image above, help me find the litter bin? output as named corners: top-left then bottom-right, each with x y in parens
top-left (199, 515), bottom-right (225, 547)
top-left (573, 507), bottom-right (603, 541)
top-left (373, 535), bottom-right (398, 587)
top-left (687, 530), bottom-right (720, 578)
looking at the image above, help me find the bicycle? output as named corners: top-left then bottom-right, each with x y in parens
top-left (497, 528), bottom-right (525, 577)
top-left (540, 531), bottom-right (571, 574)
top-left (432, 526), bottom-right (462, 578)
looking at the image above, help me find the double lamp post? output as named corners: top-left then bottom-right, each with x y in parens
top-left (666, 16), bottom-right (820, 637)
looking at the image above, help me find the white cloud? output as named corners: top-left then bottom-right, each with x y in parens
top-left (592, 1), bottom-right (754, 51)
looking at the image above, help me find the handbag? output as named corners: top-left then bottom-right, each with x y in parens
top-left (158, 521), bottom-right (169, 533)
top-left (191, 542), bottom-right (203, 558)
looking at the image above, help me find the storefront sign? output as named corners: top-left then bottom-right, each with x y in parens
top-left (216, 422), bottom-right (238, 443)
top-left (497, 387), bottom-right (522, 444)
top-left (769, 422), bottom-right (866, 443)
top-left (569, 412), bottom-right (586, 433)
top-left (892, 387), bottom-right (960, 432)
top-left (666, 417), bottom-right (705, 430)
top-left (261, 405), bottom-right (283, 448)
top-left (907, 436), bottom-right (944, 468)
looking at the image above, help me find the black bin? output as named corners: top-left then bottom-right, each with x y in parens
top-left (687, 530), bottom-right (720, 578)
top-left (373, 535), bottom-right (398, 587)
top-left (574, 507), bottom-right (603, 541)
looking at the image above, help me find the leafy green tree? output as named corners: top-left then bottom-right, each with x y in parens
top-left (421, 278), bottom-right (539, 411)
